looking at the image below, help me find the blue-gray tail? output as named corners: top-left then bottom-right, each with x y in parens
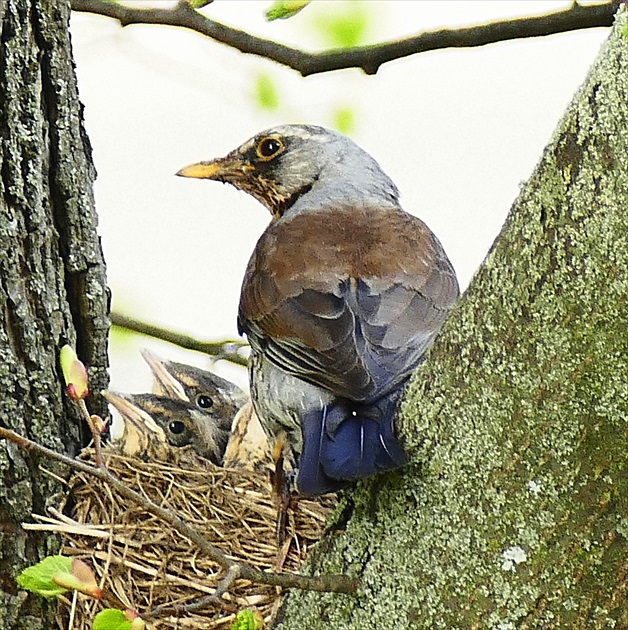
top-left (296, 391), bottom-right (408, 496)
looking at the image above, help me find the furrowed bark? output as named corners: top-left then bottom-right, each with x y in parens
top-left (0, 1), bottom-right (109, 627)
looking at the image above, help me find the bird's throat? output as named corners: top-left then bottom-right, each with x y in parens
top-left (273, 181), bottom-right (314, 219)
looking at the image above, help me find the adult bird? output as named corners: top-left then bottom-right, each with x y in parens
top-left (177, 125), bottom-right (459, 495)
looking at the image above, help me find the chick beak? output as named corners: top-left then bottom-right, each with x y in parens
top-left (140, 349), bottom-right (187, 402)
top-left (102, 390), bottom-right (172, 457)
top-left (101, 390), bottom-right (165, 439)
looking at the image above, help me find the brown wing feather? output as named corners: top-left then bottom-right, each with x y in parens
top-left (238, 204), bottom-right (458, 402)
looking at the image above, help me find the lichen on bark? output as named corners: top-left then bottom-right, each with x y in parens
top-left (276, 8), bottom-right (628, 630)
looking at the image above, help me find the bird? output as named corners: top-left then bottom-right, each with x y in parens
top-left (141, 349), bottom-right (248, 420)
top-left (102, 390), bottom-right (231, 464)
top-left (140, 350), bottom-right (271, 469)
top-left (177, 124), bottom-right (459, 496)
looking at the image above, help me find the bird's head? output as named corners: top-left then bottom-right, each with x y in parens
top-left (103, 390), bottom-right (230, 465)
top-left (176, 124), bottom-right (399, 219)
top-left (140, 349), bottom-right (248, 420)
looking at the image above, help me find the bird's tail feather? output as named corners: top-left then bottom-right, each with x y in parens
top-left (297, 405), bottom-right (345, 496)
top-left (296, 393), bottom-right (407, 496)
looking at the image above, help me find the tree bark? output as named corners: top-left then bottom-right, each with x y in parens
top-left (0, 0), bottom-right (109, 627)
top-left (277, 8), bottom-right (628, 630)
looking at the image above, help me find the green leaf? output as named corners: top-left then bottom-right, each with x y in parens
top-left (231, 609), bottom-right (264, 630)
top-left (93, 609), bottom-right (133, 630)
top-left (186, 0), bottom-right (214, 8)
top-left (332, 106), bottom-right (356, 135)
top-left (313, 3), bottom-right (370, 49)
top-left (17, 555), bottom-right (73, 597)
top-left (254, 74), bottom-right (280, 111)
top-left (266, 1), bottom-right (310, 21)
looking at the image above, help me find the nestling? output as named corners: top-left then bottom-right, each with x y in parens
top-left (141, 349), bottom-right (248, 420)
top-left (141, 350), bottom-right (271, 468)
top-left (103, 390), bottom-right (231, 464)
top-left (177, 125), bottom-right (459, 495)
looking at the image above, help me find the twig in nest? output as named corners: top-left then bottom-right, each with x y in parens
top-left (0, 426), bottom-right (359, 602)
top-left (144, 565), bottom-right (243, 619)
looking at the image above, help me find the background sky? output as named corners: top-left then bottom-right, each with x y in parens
top-left (69, 1), bottom-right (610, 395)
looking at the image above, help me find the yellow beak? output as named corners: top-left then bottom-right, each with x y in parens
top-left (175, 160), bottom-right (223, 179)
top-left (176, 154), bottom-right (254, 182)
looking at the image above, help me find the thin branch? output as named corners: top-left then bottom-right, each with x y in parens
top-left (75, 398), bottom-right (105, 467)
top-left (143, 592), bottom-right (237, 620)
top-left (0, 427), bottom-right (358, 598)
top-left (144, 564), bottom-right (241, 620)
top-left (213, 564), bottom-right (241, 599)
top-left (110, 311), bottom-right (249, 367)
top-left (70, 0), bottom-right (618, 76)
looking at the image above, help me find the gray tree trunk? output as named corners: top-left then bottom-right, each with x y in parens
top-left (277, 9), bottom-right (628, 630)
top-left (0, 0), bottom-right (109, 627)
top-left (2, 1), bottom-right (626, 628)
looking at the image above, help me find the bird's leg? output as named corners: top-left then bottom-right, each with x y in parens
top-left (270, 432), bottom-right (292, 547)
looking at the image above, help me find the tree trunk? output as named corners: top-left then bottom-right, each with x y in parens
top-left (277, 9), bottom-right (628, 630)
top-left (0, 0), bottom-right (109, 627)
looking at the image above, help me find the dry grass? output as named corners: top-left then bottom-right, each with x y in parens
top-left (38, 447), bottom-right (334, 629)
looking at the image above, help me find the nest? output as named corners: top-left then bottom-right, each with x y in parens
top-left (39, 447), bottom-right (334, 629)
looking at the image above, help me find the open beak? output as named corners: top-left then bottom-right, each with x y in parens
top-left (140, 349), bottom-right (188, 401)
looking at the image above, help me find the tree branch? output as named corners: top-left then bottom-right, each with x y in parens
top-left (70, 0), bottom-right (618, 76)
top-left (0, 427), bottom-right (358, 600)
top-left (110, 311), bottom-right (249, 367)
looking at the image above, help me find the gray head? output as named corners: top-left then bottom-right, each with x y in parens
top-left (176, 124), bottom-right (399, 219)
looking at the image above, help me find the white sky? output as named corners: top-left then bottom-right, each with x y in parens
top-left (69, 1), bottom-right (610, 393)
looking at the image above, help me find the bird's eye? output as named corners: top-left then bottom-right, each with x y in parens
top-left (196, 394), bottom-right (214, 409)
top-left (169, 420), bottom-right (185, 435)
top-left (256, 137), bottom-right (284, 160)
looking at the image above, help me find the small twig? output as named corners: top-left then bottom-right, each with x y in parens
top-left (100, 588), bottom-right (129, 612)
top-left (145, 565), bottom-right (243, 618)
top-left (70, 0), bottom-right (618, 77)
top-left (68, 590), bottom-right (78, 629)
top-left (144, 564), bottom-right (242, 619)
top-left (76, 399), bottom-right (105, 467)
top-left (143, 592), bottom-right (237, 620)
top-left (214, 564), bottom-right (241, 599)
top-left (0, 426), bottom-right (358, 597)
top-left (110, 311), bottom-right (249, 367)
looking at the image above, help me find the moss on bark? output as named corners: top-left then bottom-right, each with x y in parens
top-left (277, 8), bottom-right (628, 629)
